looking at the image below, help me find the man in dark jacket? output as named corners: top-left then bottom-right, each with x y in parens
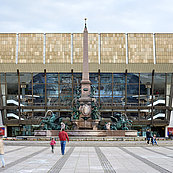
top-left (58, 129), bottom-right (69, 155)
top-left (146, 129), bottom-right (152, 144)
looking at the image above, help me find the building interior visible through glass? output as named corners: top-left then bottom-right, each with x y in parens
top-left (0, 72), bottom-right (170, 137)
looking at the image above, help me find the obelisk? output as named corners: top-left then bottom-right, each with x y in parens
top-left (79, 18), bottom-right (92, 118)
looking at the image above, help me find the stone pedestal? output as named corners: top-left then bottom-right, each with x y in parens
top-left (72, 119), bottom-right (100, 130)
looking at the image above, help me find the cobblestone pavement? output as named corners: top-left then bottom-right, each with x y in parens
top-left (1, 142), bottom-right (173, 172)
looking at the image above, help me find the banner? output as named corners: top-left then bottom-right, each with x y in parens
top-left (167, 127), bottom-right (173, 136)
top-left (0, 127), bottom-right (5, 136)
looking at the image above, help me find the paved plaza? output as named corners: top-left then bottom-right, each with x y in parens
top-left (0, 141), bottom-right (173, 173)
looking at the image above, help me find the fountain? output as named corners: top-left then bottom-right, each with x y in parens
top-left (34, 19), bottom-right (137, 137)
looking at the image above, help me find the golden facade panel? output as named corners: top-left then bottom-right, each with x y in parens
top-left (0, 34), bottom-right (16, 63)
top-left (100, 33), bottom-right (126, 63)
top-left (73, 33), bottom-right (98, 63)
top-left (128, 33), bottom-right (153, 63)
top-left (155, 34), bottom-right (173, 63)
top-left (88, 33), bottom-right (98, 63)
top-left (73, 33), bottom-right (83, 63)
top-left (18, 33), bottom-right (44, 63)
top-left (46, 33), bottom-right (71, 63)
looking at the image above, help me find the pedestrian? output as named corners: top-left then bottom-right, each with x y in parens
top-left (152, 134), bottom-right (158, 146)
top-left (146, 129), bottom-right (152, 145)
top-left (50, 137), bottom-right (56, 153)
top-left (58, 129), bottom-right (69, 155)
top-left (0, 136), bottom-right (5, 168)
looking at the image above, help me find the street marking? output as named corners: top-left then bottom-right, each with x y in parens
top-left (119, 147), bottom-right (171, 173)
top-left (95, 147), bottom-right (116, 173)
top-left (48, 147), bottom-right (75, 173)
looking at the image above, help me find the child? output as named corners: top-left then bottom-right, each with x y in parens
top-left (152, 134), bottom-right (158, 146)
top-left (50, 137), bottom-right (56, 153)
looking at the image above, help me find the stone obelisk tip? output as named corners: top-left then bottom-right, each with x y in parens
top-left (84, 18), bottom-right (87, 28)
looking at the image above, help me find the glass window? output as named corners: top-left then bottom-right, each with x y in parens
top-left (47, 95), bottom-right (59, 106)
top-left (73, 73), bottom-right (82, 84)
top-left (20, 83), bottom-right (32, 95)
top-left (113, 73), bottom-right (125, 83)
top-left (47, 73), bottom-right (58, 83)
top-left (153, 109), bottom-right (165, 120)
top-left (127, 84), bottom-right (139, 95)
top-left (20, 73), bottom-right (32, 83)
top-left (6, 73), bottom-right (18, 83)
top-left (100, 73), bottom-right (112, 83)
top-left (167, 73), bottom-right (172, 84)
top-left (89, 73), bottom-right (98, 83)
top-left (60, 96), bottom-right (72, 106)
top-left (113, 84), bottom-right (125, 95)
top-left (7, 84), bottom-right (18, 94)
top-left (47, 84), bottom-right (58, 95)
top-left (140, 73), bottom-right (152, 84)
top-left (60, 84), bottom-right (72, 95)
top-left (127, 73), bottom-right (139, 83)
top-left (154, 73), bottom-right (165, 83)
top-left (0, 73), bottom-right (5, 83)
top-left (33, 73), bottom-right (45, 83)
top-left (33, 84), bottom-right (45, 95)
top-left (60, 73), bottom-right (72, 83)
top-left (113, 96), bottom-right (124, 106)
top-left (100, 84), bottom-right (112, 96)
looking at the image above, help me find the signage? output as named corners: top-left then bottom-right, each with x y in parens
top-left (167, 127), bottom-right (173, 136)
top-left (0, 127), bottom-right (5, 136)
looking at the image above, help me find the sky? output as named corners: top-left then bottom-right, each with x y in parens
top-left (0, 0), bottom-right (173, 33)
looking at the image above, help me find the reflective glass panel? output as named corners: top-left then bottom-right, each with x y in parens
top-left (154, 73), bottom-right (165, 83)
top-left (167, 73), bottom-right (172, 84)
top-left (113, 73), bottom-right (125, 83)
top-left (60, 84), bottom-right (72, 95)
top-left (140, 73), bottom-right (152, 84)
top-left (20, 73), bottom-right (32, 83)
top-left (47, 73), bottom-right (58, 83)
top-left (47, 84), bottom-right (58, 95)
top-left (0, 73), bottom-right (5, 83)
top-left (100, 73), bottom-right (112, 83)
top-left (127, 84), bottom-right (139, 95)
top-left (113, 84), bottom-right (125, 95)
top-left (89, 73), bottom-right (98, 83)
top-left (7, 84), bottom-right (18, 94)
top-left (33, 73), bottom-right (45, 83)
top-left (6, 73), bottom-right (18, 83)
top-left (73, 73), bottom-right (82, 83)
top-left (33, 84), bottom-right (45, 95)
top-left (127, 73), bottom-right (139, 83)
top-left (60, 73), bottom-right (72, 83)
top-left (100, 84), bottom-right (112, 96)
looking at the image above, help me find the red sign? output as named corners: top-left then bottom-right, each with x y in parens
top-left (0, 127), bottom-right (5, 136)
top-left (168, 127), bottom-right (173, 136)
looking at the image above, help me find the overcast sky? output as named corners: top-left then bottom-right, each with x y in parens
top-left (0, 0), bottom-right (173, 33)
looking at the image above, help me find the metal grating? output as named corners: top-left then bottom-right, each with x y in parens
top-left (95, 147), bottom-right (116, 173)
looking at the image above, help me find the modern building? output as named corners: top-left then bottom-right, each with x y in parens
top-left (0, 32), bottom-right (173, 137)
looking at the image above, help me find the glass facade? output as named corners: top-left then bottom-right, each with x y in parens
top-left (0, 71), bottom-right (171, 137)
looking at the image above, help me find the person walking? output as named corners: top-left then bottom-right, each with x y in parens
top-left (146, 129), bottom-right (152, 145)
top-left (152, 134), bottom-right (158, 146)
top-left (58, 129), bottom-right (69, 155)
top-left (0, 136), bottom-right (5, 168)
top-left (50, 137), bottom-right (56, 153)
